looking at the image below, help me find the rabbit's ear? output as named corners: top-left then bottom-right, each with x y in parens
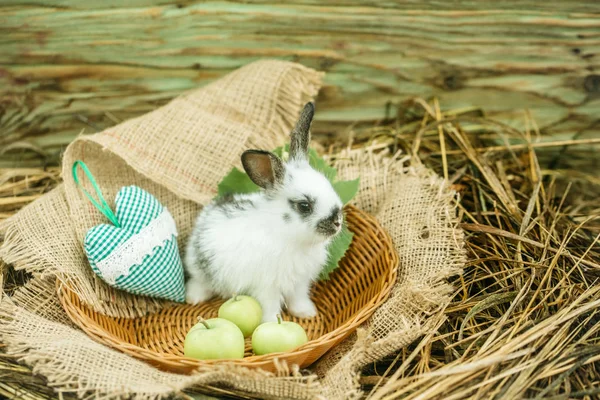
top-left (241, 150), bottom-right (285, 189)
top-left (289, 102), bottom-right (314, 161)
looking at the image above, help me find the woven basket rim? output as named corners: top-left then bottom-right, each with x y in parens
top-left (57, 204), bottom-right (399, 371)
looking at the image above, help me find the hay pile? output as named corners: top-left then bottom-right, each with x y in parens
top-left (1, 98), bottom-right (599, 399)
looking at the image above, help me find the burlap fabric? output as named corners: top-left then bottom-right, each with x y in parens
top-left (0, 60), bottom-right (465, 399)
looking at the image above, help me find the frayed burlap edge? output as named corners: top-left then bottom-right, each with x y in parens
top-left (10, 275), bottom-right (77, 328)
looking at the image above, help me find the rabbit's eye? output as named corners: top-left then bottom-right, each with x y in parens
top-left (297, 201), bottom-right (312, 214)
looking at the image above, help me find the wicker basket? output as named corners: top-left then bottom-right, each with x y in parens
top-left (57, 205), bottom-right (398, 373)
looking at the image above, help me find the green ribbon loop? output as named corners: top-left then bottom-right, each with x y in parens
top-left (72, 161), bottom-right (121, 227)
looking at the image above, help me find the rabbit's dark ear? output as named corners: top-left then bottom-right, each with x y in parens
top-left (241, 150), bottom-right (285, 189)
top-left (289, 102), bottom-right (314, 161)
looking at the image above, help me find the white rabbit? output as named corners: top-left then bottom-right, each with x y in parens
top-left (184, 103), bottom-right (343, 322)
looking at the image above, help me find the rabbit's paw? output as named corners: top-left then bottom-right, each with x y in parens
top-left (185, 278), bottom-right (213, 305)
top-left (288, 297), bottom-right (317, 319)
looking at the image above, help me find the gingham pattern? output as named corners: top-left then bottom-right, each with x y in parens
top-left (84, 186), bottom-right (185, 302)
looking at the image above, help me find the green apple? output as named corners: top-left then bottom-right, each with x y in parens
top-left (251, 315), bottom-right (308, 355)
top-left (183, 317), bottom-right (245, 360)
top-left (218, 294), bottom-right (263, 337)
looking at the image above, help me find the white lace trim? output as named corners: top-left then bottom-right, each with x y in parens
top-left (97, 208), bottom-right (178, 284)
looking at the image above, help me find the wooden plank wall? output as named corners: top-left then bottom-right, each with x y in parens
top-left (1, 1), bottom-right (599, 166)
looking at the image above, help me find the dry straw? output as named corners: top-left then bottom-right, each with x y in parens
top-left (1, 75), bottom-right (600, 398)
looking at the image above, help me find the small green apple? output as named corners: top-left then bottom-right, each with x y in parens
top-left (218, 294), bottom-right (263, 337)
top-left (183, 317), bottom-right (245, 360)
top-left (251, 314), bottom-right (308, 355)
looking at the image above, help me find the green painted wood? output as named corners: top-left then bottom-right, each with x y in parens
top-left (1, 1), bottom-right (599, 166)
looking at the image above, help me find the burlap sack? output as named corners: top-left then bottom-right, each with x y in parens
top-left (0, 60), bottom-right (465, 399)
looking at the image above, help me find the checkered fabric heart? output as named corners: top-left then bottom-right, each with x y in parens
top-left (74, 161), bottom-right (185, 302)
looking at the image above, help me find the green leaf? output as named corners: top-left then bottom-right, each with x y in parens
top-left (319, 224), bottom-right (354, 280)
top-left (308, 148), bottom-right (337, 181)
top-left (272, 145), bottom-right (287, 159)
top-left (217, 167), bottom-right (259, 197)
top-left (333, 178), bottom-right (360, 205)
